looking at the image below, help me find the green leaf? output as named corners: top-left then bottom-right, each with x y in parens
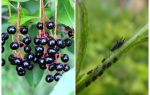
top-left (58, 0), bottom-right (74, 27)
top-left (8, 15), bottom-right (39, 25)
top-left (25, 65), bottom-right (44, 87)
top-left (69, 0), bottom-right (74, 9)
top-left (2, 0), bottom-right (11, 6)
top-left (10, 0), bottom-right (29, 2)
top-left (76, 1), bottom-right (88, 77)
top-left (50, 68), bottom-right (75, 95)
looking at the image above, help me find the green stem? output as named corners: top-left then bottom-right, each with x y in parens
top-left (8, 5), bottom-right (11, 17)
top-left (39, 0), bottom-right (42, 18)
top-left (76, 24), bottom-right (148, 94)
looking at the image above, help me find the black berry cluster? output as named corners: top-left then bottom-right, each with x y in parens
top-left (5, 26), bottom-right (34, 76)
top-left (2, 32), bottom-right (9, 66)
top-left (35, 20), bottom-right (72, 83)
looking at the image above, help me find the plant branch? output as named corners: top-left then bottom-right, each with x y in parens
top-left (76, 24), bottom-right (148, 93)
top-left (54, 0), bottom-right (58, 38)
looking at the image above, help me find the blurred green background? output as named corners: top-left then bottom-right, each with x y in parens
top-left (78, 0), bottom-right (148, 95)
top-left (2, 0), bottom-right (74, 95)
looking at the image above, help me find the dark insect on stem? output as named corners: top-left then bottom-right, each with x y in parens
top-left (101, 58), bottom-right (106, 63)
top-left (92, 75), bottom-right (98, 81)
top-left (85, 81), bottom-right (91, 87)
top-left (98, 70), bottom-right (104, 76)
top-left (87, 69), bottom-right (93, 75)
top-left (113, 57), bottom-right (118, 63)
top-left (110, 37), bottom-right (125, 51)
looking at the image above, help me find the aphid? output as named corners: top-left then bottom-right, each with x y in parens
top-left (113, 57), bottom-right (118, 63)
top-left (98, 70), bottom-right (104, 76)
top-left (85, 81), bottom-right (91, 87)
top-left (92, 75), bottom-right (98, 81)
top-left (101, 58), bottom-right (106, 63)
top-left (110, 37), bottom-right (125, 51)
top-left (87, 69), bottom-right (93, 75)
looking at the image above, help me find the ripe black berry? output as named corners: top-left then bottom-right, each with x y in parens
top-left (2, 59), bottom-right (5, 66)
top-left (63, 64), bottom-right (70, 72)
top-left (24, 45), bottom-right (31, 53)
top-left (26, 53), bottom-right (35, 61)
top-left (2, 46), bottom-right (4, 53)
top-left (8, 54), bottom-right (15, 65)
top-left (56, 39), bottom-right (65, 48)
top-left (39, 64), bottom-right (46, 70)
top-left (2, 33), bottom-right (9, 40)
top-left (23, 60), bottom-right (30, 68)
top-left (20, 26), bottom-right (28, 34)
top-left (46, 21), bottom-right (55, 29)
top-left (39, 58), bottom-right (46, 65)
top-left (35, 52), bottom-right (43, 58)
top-left (27, 64), bottom-right (34, 70)
top-left (64, 38), bottom-right (72, 47)
top-left (45, 56), bottom-right (54, 64)
top-left (35, 46), bottom-right (44, 53)
top-left (54, 73), bottom-right (62, 81)
top-left (45, 75), bottom-right (54, 83)
top-left (16, 65), bottom-right (25, 72)
top-left (48, 38), bottom-right (56, 47)
top-left (7, 26), bottom-right (16, 34)
top-left (47, 48), bottom-right (57, 56)
top-left (61, 54), bottom-right (69, 63)
top-left (68, 31), bottom-right (73, 37)
top-left (23, 36), bottom-right (31, 45)
top-left (56, 63), bottom-right (63, 71)
top-left (10, 42), bottom-right (19, 50)
top-left (19, 42), bottom-right (24, 47)
top-left (48, 64), bottom-right (56, 71)
top-left (36, 22), bottom-right (43, 30)
top-left (40, 37), bottom-right (48, 45)
top-left (17, 70), bottom-right (26, 76)
top-left (33, 57), bottom-right (39, 63)
top-left (14, 58), bottom-right (22, 65)
top-left (34, 37), bottom-right (41, 45)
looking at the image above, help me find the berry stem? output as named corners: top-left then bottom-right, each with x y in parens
top-left (54, 0), bottom-right (58, 39)
top-left (76, 24), bottom-right (148, 93)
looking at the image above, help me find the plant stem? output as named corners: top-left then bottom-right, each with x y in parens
top-left (8, 5), bottom-right (11, 17)
top-left (76, 24), bottom-right (148, 94)
top-left (54, 0), bottom-right (58, 38)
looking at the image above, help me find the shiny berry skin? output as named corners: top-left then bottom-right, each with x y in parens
top-left (45, 75), bottom-right (54, 83)
top-left (23, 36), bottom-right (31, 45)
top-left (2, 59), bottom-right (5, 66)
top-left (14, 58), bottom-right (22, 65)
top-left (23, 60), bottom-right (30, 68)
top-left (34, 37), bottom-right (41, 45)
top-left (35, 46), bottom-right (44, 53)
top-left (35, 52), bottom-right (43, 58)
top-left (8, 54), bottom-right (15, 65)
top-left (36, 22), bottom-right (43, 30)
top-left (54, 73), bottom-right (62, 81)
top-left (68, 31), bottom-right (73, 37)
top-left (7, 26), bottom-right (16, 34)
top-left (45, 57), bottom-right (54, 64)
top-left (47, 48), bottom-right (57, 56)
top-left (33, 57), bottom-right (39, 63)
top-left (10, 42), bottom-right (19, 50)
top-left (27, 64), bottom-right (34, 70)
top-left (48, 64), bottom-right (56, 71)
top-left (46, 21), bottom-right (55, 29)
top-left (64, 38), bottom-right (72, 47)
top-left (24, 45), bottom-right (31, 53)
top-left (56, 63), bottom-right (63, 71)
top-left (17, 70), bottom-right (26, 76)
top-left (16, 65), bottom-right (25, 72)
top-left (26, 53), bottom-right (35, 61)
top-left (2, 46), bottom-right (4, 53)
top-left (2, 33), bottom-right (9, 40)
top-left (56, 39), bottom-right (65, 48)
top-left (61, 54), bottom-right (69, 63)
top-left (40, 38), bottom-right (48, 45)
top-left (48, 38), bottom-right (56, 47)
top-left (19, 42), bottom-right (24, 47)
top-left (39, 64), bottom-right (46, 70)
top-left (63, 64), bottom-right (70, 72)
top-left (39, 58), bottom-right (46, 65)
top-left (20, 26), bottom-right (28, 34)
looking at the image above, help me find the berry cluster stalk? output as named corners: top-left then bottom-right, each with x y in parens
top-left (76, 24), bottom-right (148, 93)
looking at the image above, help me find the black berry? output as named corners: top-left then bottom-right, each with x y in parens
top-left (61, 54), bottom-right (69, 63)
top-left (48, 38), bottom-right (56, 47)
top-left (23, 36), bottom-right (31, 45)
top-left (63, 64), bottom-right (70, 72)
top-left (35, 46), bottom-right (44, 53)
top-left (36, 22), bottom-right (43, 30)
top-left (45, 75), bottom-right (54, 83)
top-left (64, 38), bottom-right (72, 47)
top-left (54, 73), bottom-right (62, 81)
top-left (56, 39), bottom-right (65, 48)
top-left (7, 26), bottom-right (16, 34)
top-left (46, 21), bottom-right (55, 29)
top-left (20, 26), bottom-right (28, 34)
top-left (10, 42), bottom-right (19, 50)
top-left (24, 45), bottom-right (31, 53)
top-left (56, 63), bottom-right (63, 71)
